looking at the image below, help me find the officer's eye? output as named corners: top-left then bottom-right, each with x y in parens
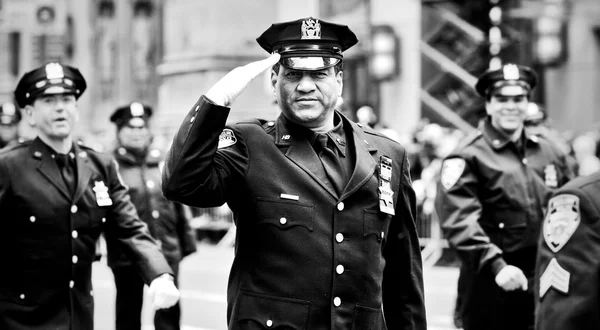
top-left (312, 71), bottom-right (329, 79)
top-left (62, 95), bottom-right (76, 103)
top-left (285, 71), bottom-right (301, 78)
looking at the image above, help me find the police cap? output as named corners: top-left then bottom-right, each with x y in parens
top-left (0, 102), bottom-right (21, 125)
top-left (257, 17), bottom-right (358, 71)
top-left (14, 62), bottom-right (87, 108)
top-left (110, 102), bottom-right (153, 128)
top-left (475, 63), bottom-right (537, 97)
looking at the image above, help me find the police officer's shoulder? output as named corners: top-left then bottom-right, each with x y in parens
top-left (76, 140), bottom-right (102, 153)
top-left (146, 148), bottom-right (163, 165)
top-left (557, 170), bottom-right (600, 194)
top-left (0, 139), bottom-right (30, 156)
top-left (237, 118), bottom-right (276, 133)
top-left (357, 122), bottom-right (400, 145)
top-left (454, 128), bottom-right (484, 151)
top-left (75, 140), bottom-right (114, 164)
top-left (530, 130), bottom-right (570, 157)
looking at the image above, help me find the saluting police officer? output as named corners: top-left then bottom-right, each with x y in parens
top-left (0, 101), bottom-right (22, 148)
top-left (0, 62), bottom-right (180, 330)
top-left (108, 102), bottom-right (197, 330)
top-left (434, 64), bottom-right (574, 330)
top-left (534, 170), bottom-right (600, 330)
top-left (161, 17), bottom-right (427, 329)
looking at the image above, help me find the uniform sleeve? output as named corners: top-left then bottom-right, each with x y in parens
top-left (162, 96), bottom-right (249, 207)
top-left (104, 158), bottom-right (172, 284)
top-left (0, 157), bottom-right (10, 252)
top-left (382, 152), bottom-right (427, 330)
top-left (534, 189), bottom-right (600, 330)
top-left (0, 156), bottom-right (9, 207)
top-left (434, 156), bottom-right (505, 273)
top-left (176, 203), bottom-right (198, 258)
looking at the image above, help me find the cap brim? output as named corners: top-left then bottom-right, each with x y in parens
top-left (489, 82), bottom-right (530, 96)
top-left (280, 56), bottom-right (341, 70)
top-left (127, 117), bottom-right (147, 128)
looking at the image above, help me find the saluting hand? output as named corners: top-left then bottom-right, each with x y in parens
top-left (495, 265), bottom-right (528, 291)
top-left (148, 274), bottom-right (181, 310)
top-left (205, 53), bottom-right (281, 107)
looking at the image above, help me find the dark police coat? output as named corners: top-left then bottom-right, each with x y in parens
top-left (435, 118), bottom-right (574, 330)
top-left (535, 171), bottom-right (600, 330)
top-left (107, 147), bottom-right (197, 268)
top-left (0, 137), bottom-right (172, 330)
top-left (162, 96), bottom-right (427, 330)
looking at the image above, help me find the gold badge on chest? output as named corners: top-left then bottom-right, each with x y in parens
top-left (93, 181), bottom-right (113, 207)
top-left (544, 164), bottom-right (558, 188)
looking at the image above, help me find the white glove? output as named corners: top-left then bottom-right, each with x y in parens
top-left (495, 265), bottom-right (528, 291)
top-left (205, 53), bottom-right (281, 107)
top-left (148, 274), bottom-right (180, 310)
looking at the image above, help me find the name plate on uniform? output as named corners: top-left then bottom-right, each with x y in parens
top-left (379, 156), bottom-right (395, 215)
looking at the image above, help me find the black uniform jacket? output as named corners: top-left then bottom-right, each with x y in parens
top-left (435, 119), bottom-right (573, 329)
top-left (107, 146), bottom-right (197, 268)
top-left (162, 96), bottom-right (426, 330)
top-left (0, 137), bottom-right (172, 330)
top-left (535, 171), bottom-right (600, 330)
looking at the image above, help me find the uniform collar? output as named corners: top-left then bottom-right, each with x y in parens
top-left (479, 118), bottom-right (539, 150)
top-left (275, 112), bottom-right (349, 156)
top-left (35, 137), bottom-right (76, 160)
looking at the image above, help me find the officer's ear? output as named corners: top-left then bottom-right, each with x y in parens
top-left (23, 104), bottom-right (36, 126)
top-left (270, 70), bottom-right (278, 94)
top-left (336, 70), bottom-right (343, 97)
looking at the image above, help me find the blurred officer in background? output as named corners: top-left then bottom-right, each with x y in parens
top-left (0, 62), bottom-right (180, 330)
top-left (108, 102), bottom-right (197, 330)
top-left (161, 17), bottom-right (426, 329)
top-left (534, 170), bottom-right (600, 330)
top-left (0, 101), bottom-right (22, 148)
top-left (435, 63), bottom-right (574, 330)
top-left (525, 102), bottom-right (574, 164)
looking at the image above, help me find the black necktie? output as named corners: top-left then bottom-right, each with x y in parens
top-left (56, 153), bottom-right (76, 196)
top-left (315, 134), bottom-right (344, 194)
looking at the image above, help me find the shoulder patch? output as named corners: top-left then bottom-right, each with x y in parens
top-left (218, 129), bottom-right (237, 149)
top-left (440, 158), bottom-right (466, 190)
top-left (543, 194), bottom-right (580, 253)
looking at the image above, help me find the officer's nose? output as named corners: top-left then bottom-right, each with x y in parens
top-left (297, 74), bottom-right (317, 92)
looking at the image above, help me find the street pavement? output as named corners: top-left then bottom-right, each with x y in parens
top-left (92, 243), bottom-right (459, 330)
